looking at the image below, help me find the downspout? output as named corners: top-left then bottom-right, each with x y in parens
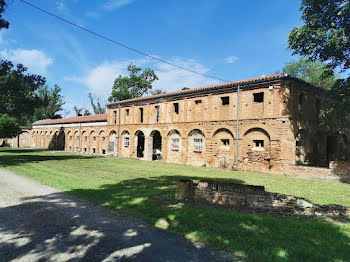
top-left (116, 103), bottom-right (121, 157)
top-left (235, 85), bottom-right (240, 167)
top-left (79, 122), bottom-right (81, 152)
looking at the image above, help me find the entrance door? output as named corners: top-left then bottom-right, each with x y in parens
top-left (137, 132), bottom-right (145, 158)
top-left (152, 131), bottom-right (162, 160)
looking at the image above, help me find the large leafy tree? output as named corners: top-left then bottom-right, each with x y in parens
top-left (109, 64), bottom-right (158, 102)
top-left (0, 0), bottom-right (9, 30)
top-left (288, 0), bottom-right (349, 71)
top-left (33, 84), bottom-right (66, 121)
top-left (0, 60), bottom-right (46, 126)
top-left (73, 106), bottom-right (91, 117)
top-left (0, 114), bottom-right (21, 139)
top-left (288, 0), bottom-right (350, 132)
top-left (282, 58), bottom-right (338, 90)
top-left (89, 93), bottom-right (106, 114)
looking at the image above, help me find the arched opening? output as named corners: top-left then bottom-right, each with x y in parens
top-left (187, 129), bottom-right (206, 166)
top-left (151, 130), bottom-right (162, 160)
top-left (109, 131), bottom-right (117, 154)
top-left (99, 130), bottom-right (106, 155)
top-left (167, 129), bottom-right (181, 163)
top-left (90, 131), bottom-right (97, 154)
top-left (212, 128), bottom-right (235, 168)
top-left (135, 130), bottom-right (145, 158)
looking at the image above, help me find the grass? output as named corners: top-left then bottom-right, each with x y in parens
top-left (0, 148), bottom-right (350, 261)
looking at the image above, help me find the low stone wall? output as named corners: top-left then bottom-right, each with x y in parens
top-left (176, 180), bottom-right (350, 221)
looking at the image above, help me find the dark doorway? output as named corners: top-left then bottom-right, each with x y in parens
top-left (327, 136), bottom-right (337, 161)
top-left (137, 131), bottom-right (145, 158)
top-left (152, 131), bottom-right (162, 160)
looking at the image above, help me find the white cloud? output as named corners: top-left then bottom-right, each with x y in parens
top-left (224, 56), bottom-right (238, 64)
top-left (64, 57), bottom-right (219, 99)
top-left (56, 0), bottom-right (69, 14)
top-left (0, 49), bottom-right (53, 74)
top-left (103, 0), bottom-right (135, 11)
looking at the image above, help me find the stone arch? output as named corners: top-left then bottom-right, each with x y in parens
top-left (18, 131), bottom-right (31, 148)
top-left (99, 130), bottom-right (107, 155)
top-left (81, 131), bottom-right (88, 153)
top-left (90, 131), bottom-right (97, 154)
top-left (187, 129), bottom-right (206, 166)
top-left (120, 130), bottom-right (130, 157)
top-left (108, 130), bottom-right (117, 154)
top-left (150, 130), bottom-right (162, 160)
top-left (242, 127), bottom-right (271, 169)
top-left (212, 128), bottom-right (235, 168)
top-left (167, 129), bottom-right (182, 163)
top-left (135, 130), bottom-right (145, 158)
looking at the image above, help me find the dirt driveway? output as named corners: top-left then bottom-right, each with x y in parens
top-left (0, 169), bottom-right (228, 261)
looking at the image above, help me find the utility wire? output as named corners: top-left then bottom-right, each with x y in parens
top-left (19, 0), bottom-right (231, 83)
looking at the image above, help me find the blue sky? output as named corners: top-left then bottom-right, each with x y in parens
top-left (1, 0), bottom-right (303, 116)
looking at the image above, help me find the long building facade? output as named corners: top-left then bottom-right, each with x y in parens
top-left (7, 73), bottom-right (350, 175)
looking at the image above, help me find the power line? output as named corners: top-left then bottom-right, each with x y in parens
top-left (19, 0), bottom-right (231, 83)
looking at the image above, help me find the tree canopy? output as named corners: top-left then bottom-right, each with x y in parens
top-left (288, 0), bottom-right (350, 132)
top-left (282, 58), bottom-right (338, 89)
top-left (288, 0), bottom-right (349, 71)
top-left (32, 85), bottom-right (65, 122)
top-left (0, 114), bottom-right (21, 139)
top-left (73, 106), bottom-right (91, 117)
top-left (109, 64), bottom-right (158, 102)
top-left (0, 0), bottom-right (9, 30)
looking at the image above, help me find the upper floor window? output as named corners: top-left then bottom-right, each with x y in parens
top-left (139, 108), bottom-right (144, 123)
top-left (193, 138), bottom-right (203, 152)
top-left (174, 103), bottom-right (179, 114)
top-left (155, 105), bottom-right (160, 123)
top-left (102, 136), bottom-right (106, 142)
top-left (70, 136), bottom-right (72, 140)
top-left (126, 109), bottom-right (129, 116)
top-left (221, 96), bottom-right (229, 106)
top-left (93, 136), bottom-right (96, 141)
top-left (114, 110), bottom-right (117, 124)
top-left (253, 92), bottom-right (264, 103)
top-left (84, 136), bottom-right (87, 141)
top-left (195, 99), bottom-right (202, 105)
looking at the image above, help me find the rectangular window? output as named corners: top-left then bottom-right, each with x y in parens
top-left (77, 136), bottom-right (80, 141)
top-left (70, 136), bottom-right (72, 140)
top-left (76, 147), bottom-right (79, 152)
top-left (124, 137), bottom-right (130, 147)
top-left (102, 136), bottom-right (105, 142)
top-left (84, 136), bottom-right (87, 141)
top-left (69, 146), bottom-right (72, 151)
top-left (195, 99), bottom-right (202, 105)
top-left (221, 139), bottom-right (230, 146)
top-left (171, 138), bottom-right (180, 151)
top-left (221, 96), bottom-right (229, 106)
top-left (93, 136), bottom-right (96, 141)
top-left (139, 108), bottom-right (144, 123)
top-left (253, 140), bottom-right (264, 148)
top-left (92, 148), bottom-right (96, 154)
top-left (174, 103), bottom-right (179, 114)
top-left (155, 105), bottom-right (160, 123)
top-left (126, 109), bottom-right (129, 116)
top-left (193, 138), bottom-right (203, 152)
top-left (102, 149), bottom-right (106, 155)
top-left (253, 92), bottom-right (264, 103)
top-left (114, 110), bottom-right (117, 124)
top-left (83, 148), bottom-right (87, 153)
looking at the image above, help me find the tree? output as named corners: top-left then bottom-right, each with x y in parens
top-left (73, 106), bottom-right (91, 117)
top-left (150, 88), bottom-right (165, 95)
top-left (109, 64), bottom-right (158, 102)
top-left (89, 93), bottom-right (106, 114)
top-left (0, 114), bottom-right (21, 138)
top-left (33, 84), bottom-right (65, 121)
top-left (182, 87), bottom-right (190, 90)
top-left (282, 58), bottom-right (338, 89)
top-left (288, 0), bottom-right (350, 132)
top-left (0, 60), bottom-right (46, 126)
top-left (288, 0), bottom-right (349, 71)
top-left (0, 0), bottom-right (9, 30)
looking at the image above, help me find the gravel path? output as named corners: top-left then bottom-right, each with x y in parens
top-left (0, 169), bottom-right (228, 262)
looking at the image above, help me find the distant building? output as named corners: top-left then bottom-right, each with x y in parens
top-left (7, 73), bottom-right (350, 175)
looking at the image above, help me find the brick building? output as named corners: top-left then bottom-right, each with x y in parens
top-left (6, 73), bottom-right (349, 175)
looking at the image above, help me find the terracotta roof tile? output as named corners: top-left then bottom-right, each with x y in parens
top-left (33, 114), bottom-right (107, 126)
top-left (107, 73), bottom-right (285, 106)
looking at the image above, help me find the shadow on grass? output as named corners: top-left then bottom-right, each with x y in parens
top-left (0, 149), bottom-right (95, 167)
top-left (68, 176), bottom-right (350, 261)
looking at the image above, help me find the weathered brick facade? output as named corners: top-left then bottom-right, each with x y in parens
top-left (6, 73), bottom-right (349, 175)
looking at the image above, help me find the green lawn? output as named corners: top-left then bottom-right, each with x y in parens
top-left (1, 148), bottom-right (350, 261)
